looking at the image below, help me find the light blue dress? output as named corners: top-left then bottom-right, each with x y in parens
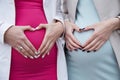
top-left (66, 0), bottom-right (120, 80)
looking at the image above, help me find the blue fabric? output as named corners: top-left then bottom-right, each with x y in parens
top-left (66, 0), bottom-right (120, 80)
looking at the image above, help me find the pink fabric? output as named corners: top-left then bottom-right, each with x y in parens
top-left (9, 0), bottom-right (57, 80)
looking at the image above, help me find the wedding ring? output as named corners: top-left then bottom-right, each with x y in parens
top-left (18, 46), bottom-right (23, 51)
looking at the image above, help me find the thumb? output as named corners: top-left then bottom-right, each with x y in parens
top-left (35, 24), bottom-right (47, 30)
top-left (84, 26), bottom-right (94, 31)
top-left (73, 24), bottom-right (80, 32)
top-left (21, 26), bottom-right (35, 31)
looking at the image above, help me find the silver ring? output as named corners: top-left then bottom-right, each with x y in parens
top-left (18, 46), bottom-right (23, 51)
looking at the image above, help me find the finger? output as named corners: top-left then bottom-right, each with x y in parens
top-left (72, 24), bottom-right (80, 32)
top-left (66, 41), bottom-right (77, 51)
top-left (24, 37), bottom-right (37, 55)
top-left (84, 26), bottom-right (94, 31)
top-left (15, 47), bottom-right (28, 58)
top-left (38, 36), bottom-right (49, 56)
top-left (21, 26), bottom-right (35, 31)
top-left (40, 38), bottom-right (54, 57)
top-left (67, 37), bottom-right (81, 49)
top-left (95, 41), bottom-right (105, 51)
top-left (83, 37), bottom-right (100, 51)
top-left (68, 32), bottom-right (82, 47)
top-left (41, 41), bottom-right (50, 58)
top-left (83, 33), bottom-right (97, 47)
top-left (88, 40), bottom-right (102, 51)
top-left (15, 46), bottom-right (34, 59)
top-left (66, 43), bottom-right (71, 51)
top-left (43, 42), bottom-right (55, 57)
top-left (21, 42), bottom-right (37, 58)
top-left (21, 49), bottom-right (34, 59)
top-left (35, 24), bottom-right (47, 30)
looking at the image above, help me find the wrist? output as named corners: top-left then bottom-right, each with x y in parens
top-left (55, 20), bottom-right (65, 37)
top-left (108, 18), bottom-right (120, 31)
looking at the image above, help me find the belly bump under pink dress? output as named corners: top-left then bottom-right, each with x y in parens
top-left (9, 0), bottom-right (57, 80)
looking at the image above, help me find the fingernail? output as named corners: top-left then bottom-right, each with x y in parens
top-left (82, 28), bottom-right (85, 30)
top-left (82, 50), bottom-right (85, 52)
top-left (47, 52), bottom-right (50, 55)
top-left (34, 55), bottom-right (40, 58)
top-left (74, 49), bottom-right (78, 51)
top-left (31, 28), bottom-right (36, 31)
top-left (37, 55), bottom-right (41, 58)
top-left (87, 51), bottom-right (90, 53)
top-left (24, 55), bottom-right (28, 58)
top-left (30, 56), bottom-right (34, 59)
top-left (35, 51), bottom-right (39, 55)
top-left (79, 29), bottom-right (82, 31)
top-left (79, 28), bottom-right (85, 31)
top-left (35, 27), bottom-right (39, 30)
top-left (42, 55), bottom-right (45, 59)
top-left (38, 51), bottom-right (41, 54)
top-left (94, 50), bottom-right (96, 52)
top-left (34, 55), bottom-right (38, 59)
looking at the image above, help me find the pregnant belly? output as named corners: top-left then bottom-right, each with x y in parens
top-left (11, 9), bottom-right (57, 73)
top-left (25, 29), bottom-right (45, 50)
top-left (11, 28), bottom-right (57, 67)
top-left (10, 30), bottom-right (57, 79)
top-left (66, 30), bottom-right (120, 80)
top-left (66, 30), bottom-right (114, 62)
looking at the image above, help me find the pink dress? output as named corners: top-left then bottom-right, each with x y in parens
top-left (9, 0), bottom-right (57, 80)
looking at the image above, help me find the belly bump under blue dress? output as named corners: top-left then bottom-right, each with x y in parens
top-left (66, 0), bottom-right (120, 80)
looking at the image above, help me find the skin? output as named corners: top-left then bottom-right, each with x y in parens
top-left (35, 22), bottom-right (64, 58)
top-left (83, 18), bottom-right (120, 51)
top-left (4, 21), bottom-right (64, 59)
top-left (4, 25), bottom-right (37, 59)
top-left (65, 18), bottom-right (120, 52)
top-left (64, 21), bottom-right (82, 51)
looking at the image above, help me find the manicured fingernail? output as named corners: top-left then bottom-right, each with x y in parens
top-left (24, 55), bottom-right (28, 58)
top-left (35, 52), bottom-right (39, 55)
top-left (74, 49), bottom-right (78, 51)
top-left (79, 29), bottom-right (82, 31)
top-left (34, 55), bottom-right (38, 59)
top-left (30, 56), bottom-right (34, 59)
top-left (37, 55), bottom-right (41, 58)
top-left (87, 51), bottom-right (90, 53)
top-left (38, 51), bottom-right (41, 54)
top-left (34, 55), bottom-right (40, 58)
top-left (82, 28), bottom-right (85, 30)
top-left (82, 50), bottom-right (85, 52)
top-left (94, 50), bottom-right (96, 52)
top-left (35, 27), bottom-right (38, 29)
top-left (31, 28), bottom-right (36, 31)
top-left (42, 55), bottom-right (45, 59)
top-left (79, 28), bottom-right (85, 31)
top-left (47, 52), bottom-right (50, 55)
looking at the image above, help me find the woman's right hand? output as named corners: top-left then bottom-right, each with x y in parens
top-left (4, 25), bottom-right (38, 59)
top-left (64, 21), bottom-right (82, 51)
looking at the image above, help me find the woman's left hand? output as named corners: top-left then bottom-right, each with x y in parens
top-left (82, 18), bottom-right (120, 51)
top-left (35, 22), bottom-right (64, 58)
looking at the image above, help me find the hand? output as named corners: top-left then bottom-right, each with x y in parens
top-left (82, 18), bottom-right (120, 51)
top-left (35, 22), bottom-right (64, 58)
top-left (4, 25), bottom-right (38, 59)
top-left (64, 21), bottom-right (82, 51)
